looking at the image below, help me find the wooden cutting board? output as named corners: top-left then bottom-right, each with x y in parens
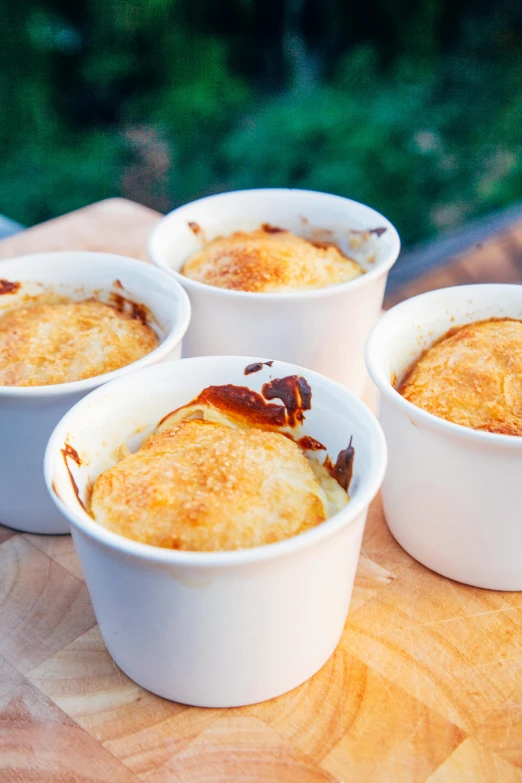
top-left (1, 199), bottom-right (522, 783)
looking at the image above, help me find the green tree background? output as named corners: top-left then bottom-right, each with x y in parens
top-left (1, 0), bottom-right (521, 246)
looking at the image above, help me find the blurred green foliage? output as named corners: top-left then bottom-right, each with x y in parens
top-left (1, 0), bottom-right (522, 245)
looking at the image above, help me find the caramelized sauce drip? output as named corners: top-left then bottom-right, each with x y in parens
top-left (262, 375), bottom-right (311, 427)
top-left (61, 443), bottom-right (87, 511)
top-left (62, 443), bottom-right (81, 466)
top-left (244, 360), bottom-right (274, 375)
top-left (261, 223), bottom-right (285, 234)
top-left (324, 436), bottom-right (355, 491)
top-left (188, 221), bottom-right (203, 236)
top-left (167, 376), bottom-right (311, 430)
top-left (159, 375), bottom-right (312, 430)
top-left (108, 292), bottom-right (149, 326)
top-left (0, 279), bottom-right (21, 295)
top-left (297, 435), bottom-right (326, 451)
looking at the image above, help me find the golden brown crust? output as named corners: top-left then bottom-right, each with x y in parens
top-left (181, 228), bottom-right (364, 292)
top-left (0, 300), bottom-right (158, 387)
top-left (400, 318), bottom-right (522, 435)
top-left (91, 419), bottom-right (337, 551)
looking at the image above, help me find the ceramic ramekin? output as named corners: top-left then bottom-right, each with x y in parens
top-left (0, 251), bottom-right (191, 535)
top-left (148, 189), bottom-right (400, 395)
top-left (45, 356), bottom-right (387, 707)
top-left (366, 283), bottom-right (522, 590)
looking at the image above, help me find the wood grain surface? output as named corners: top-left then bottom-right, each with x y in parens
top-left (1, 199), bottom-right (522, 782)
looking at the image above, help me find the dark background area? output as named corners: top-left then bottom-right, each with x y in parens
top-left (1, 0), bottom-right (521, 247)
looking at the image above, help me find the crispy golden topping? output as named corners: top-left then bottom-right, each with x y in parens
top-left (91, 411), bottom-right (348, 552)
top-left (181, 227), bottom-right (364, 292)
top-left (91, 419), bottom-right (336, 551)
top-left (0, 300), bottom-right (158, 387)
top-left (400, 318), bottom-right (522, 435)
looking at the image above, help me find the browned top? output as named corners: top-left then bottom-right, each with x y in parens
top-left (400, 318), bottom-right (522, 435)
top-left (181, 226), bottom-right (364, 292)
top-left (90, 418), bottom-right (340, 552)
top-left (0, 300), bottom-right (158, 386)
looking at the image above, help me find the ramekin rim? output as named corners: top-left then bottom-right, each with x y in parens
top-left (365, 283), bottom-right (522, 448)
top-left (148, 188), bottom-right (401, 300)
top-left (44, 355), bottom-right (388, 567)
top-left (0, 251), bottom-right (192, 398)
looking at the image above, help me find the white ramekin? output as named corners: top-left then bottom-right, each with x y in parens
top-left (44, 356), bottom-right (387, 707)
top-left (148, 189), bottom-right (400, 395)
top-left (0, 251), bottom-right (191, 535)
top-left (366, 283), bottom-right (522, 590)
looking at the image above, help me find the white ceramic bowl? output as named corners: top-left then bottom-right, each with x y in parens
top-left (0, 251), bottom-right (191, 535)
top-left (149, 189), bottom-right (400, 395)
top-left (45, 356), bottom-right (386, 707)
top-left (366, 283), bottom-right (522, 590)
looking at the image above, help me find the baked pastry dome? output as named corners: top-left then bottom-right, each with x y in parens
top-left (181, 227), bottom-right (364, 292)
top-left (400, 318), bottom-right (522, 435)
top-left (0, 300), bottom-right (158, 387)
top-left (90, 415), bottom-right (348, 552)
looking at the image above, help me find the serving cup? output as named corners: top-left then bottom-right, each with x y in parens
top-left (0, 251), bottom-right (191, 535)
top-left (45, 356), bottom-right (386, 707)
top-left (149, 189), bottom-right (400, 395)
top-left (366, 283), bottom-right (522, 591)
